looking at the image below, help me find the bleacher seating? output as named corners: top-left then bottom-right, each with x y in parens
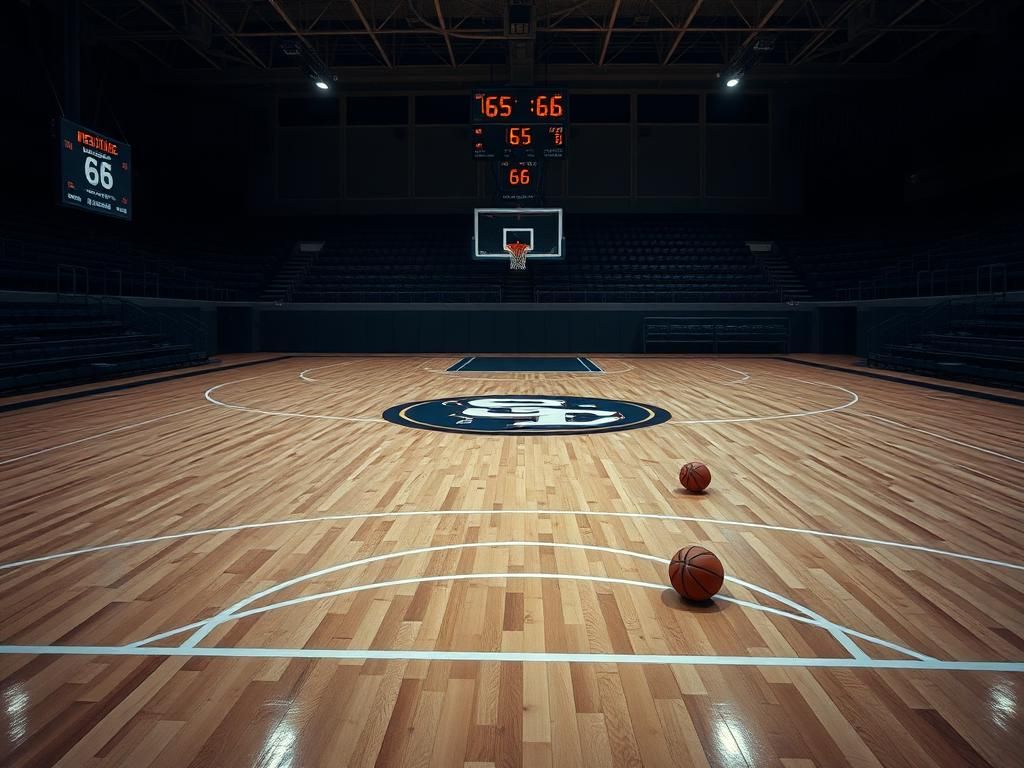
top-left (643, 316), bottom-right (790, 353)
top-left (3, 211), bottom-right (1017, 307)
top-left (0, 301), bottom-right (208, 395)
top-left (868, 301), bottom-right (1024, 390)
top-left (0, 220), bottom-right (275, 301)
top-left (530, 217), bottom-right (779, 302)
top-left (282, 216), bottom-right (782, 303)
top-left (785, 214), bottom-right (1024, 300)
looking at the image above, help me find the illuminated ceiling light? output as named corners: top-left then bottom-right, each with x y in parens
top-left (726, 77), bottom-right (740, 88)
top-left (314, 80), bottom-right (329, 90)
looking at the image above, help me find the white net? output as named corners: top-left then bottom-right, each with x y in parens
top-left (505, 241), bottom-right (530, 270)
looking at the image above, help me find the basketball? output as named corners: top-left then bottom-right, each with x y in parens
top-left (668, 546), bottom-right (725, 601)
top-left (679, 461), bottom-right (711, 492)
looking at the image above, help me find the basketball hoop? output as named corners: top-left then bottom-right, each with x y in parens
top-left (504, 240), bottom-right (531, 270)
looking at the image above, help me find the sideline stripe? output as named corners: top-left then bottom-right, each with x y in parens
top-left (2, 509), bottom-right (1021, 573)
top-left (0, 645), bottom-right (1020, 671)
top-left (862, 413), bottom-right (1024, 466)
top-left (0, 356), bottom-right (293, 413)
top-left (779, 357), bottom-right (1024, 407)
top-left (0, 405), bottom-right (207, 467)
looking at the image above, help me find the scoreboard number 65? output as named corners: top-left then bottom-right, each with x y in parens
top-left (84, 156), bottom-right (114, 190)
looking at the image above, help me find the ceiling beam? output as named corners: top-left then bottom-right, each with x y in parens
top-left (349, 0), bottom-right (392, 67)
top-left (598, 0), bottom-right (622, 66)
top-left (842, 0), bottom-right (927, 63)
top-left (662, 0), bottom-right (703, 66)
top-left (190, 0), bottom-right (266, 68)
top-left (135, 0), bottom-right (221, 68)
top-left (741, 0), bottom-right (786, 48)
top-left (433, 0), bottom-right (456, 67)
top-left (791, 0), bottom-right (863, 65)
top-left (893, 0), bottom-right (989, 62)
top-left (106, 24), bottom-right (974, 41)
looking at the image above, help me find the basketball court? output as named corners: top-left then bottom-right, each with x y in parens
top-left (1, 355), bottom-right (1022, 766)
top-left (4, 1), bottom-right (1023, 764)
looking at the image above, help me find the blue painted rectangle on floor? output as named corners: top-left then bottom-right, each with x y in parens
top-left (447, 357), bottom-right (602, 373)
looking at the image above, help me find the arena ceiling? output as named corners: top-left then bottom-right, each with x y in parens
top-left (76, 0), bottom-right (1004, 82)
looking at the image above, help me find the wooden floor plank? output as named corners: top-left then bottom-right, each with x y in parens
top-left (0, 356), bottom-right (1022, 766)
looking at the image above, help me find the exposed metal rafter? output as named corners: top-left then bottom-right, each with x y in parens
top-left (842, 0), bottom-right (928, 64)
top-left (191, 0), bottom-right (267, 68)
top-left (598, 0), bottom-right (622, 66)
top-left (135, 0), bottom-right (221, 69)
top-left (742, 0), bottom-right (786, 48)
top-left (662, 0), bottom-right (704, 66)
top-left (894, 0), bottom-right (989, 62)
top-left (349, 0), bottom-right (392, 67)
top-left (791, 0), bottom-right (864, 65)
top-left (80, 0), bottom-right (991, 74)
top-left (434, 0), bottom-right (457, 67)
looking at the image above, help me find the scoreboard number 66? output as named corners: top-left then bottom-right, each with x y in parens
top-left (84, 156), bottom-right (114, 190)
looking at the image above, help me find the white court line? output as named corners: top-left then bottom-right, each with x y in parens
top-left (299, 358), bottom-right (385, 382)
top-left (2, 509), bottom-right (1021, 574)
top-left (232, 372), bottom-right (859, 427)
top-left (862, 413), bottom-right (1024, 466)
top-left (576, 357), bottom-right (604, 373)
top-left (169, 540), bottom-right (916, 657)
top-left (449, 356), bottom-right (476, 372)
top-left (420, 358), bottom-right (633, 378)
top-left (0, 644), bottom-right (1021, 670)
top-left (675, 378), bottom-right (859, 425)
top-left (0, 406), bottom-right (207, 467)
top-left (204, 382), bottom-right (386, 423)
top-left (131, 573), bottom-right (850, 648)
top-left (133, 566), bottom-right (924, 661)
top-left (711, 363), bottom-right (751, 385)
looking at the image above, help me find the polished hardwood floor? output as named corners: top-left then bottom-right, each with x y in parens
top-left (0, 355), bottom-right (1022, 767)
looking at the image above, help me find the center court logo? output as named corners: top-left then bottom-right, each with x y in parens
top-left (382, 395), bottom-right (671, 435)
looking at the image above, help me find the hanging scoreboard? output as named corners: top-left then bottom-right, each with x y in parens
top-left (471, 89), bottom-right (567, 203)
top-left (58, 118), bottom-right (132, 221)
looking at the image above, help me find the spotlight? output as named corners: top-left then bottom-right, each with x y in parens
top-left (293, 45), bottom-right (336, 92)
top-left (725, 77), bottom-right (740, 88)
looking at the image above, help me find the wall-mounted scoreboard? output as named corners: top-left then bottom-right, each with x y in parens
top-left (58, 118), bottom-right (132, 221)
top-left (471, 89), bottom-right (567, 203)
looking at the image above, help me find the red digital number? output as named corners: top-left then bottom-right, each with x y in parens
top-left (507, 127), bottom-right (532, 146)
top-left (481, 95), bottom-right (513, 118)
top-left (509, 168), bottom-right (531, 185)
top-left (533, 94), bottom-right (564, 119)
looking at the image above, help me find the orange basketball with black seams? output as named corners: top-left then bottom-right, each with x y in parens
top-left (679, 461), bottom-right (711, 492)
top-left (668, 545), bottom-right (725, 601)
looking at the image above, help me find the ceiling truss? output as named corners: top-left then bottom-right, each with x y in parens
top-left (72, 0), bottom-right (999, 78)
